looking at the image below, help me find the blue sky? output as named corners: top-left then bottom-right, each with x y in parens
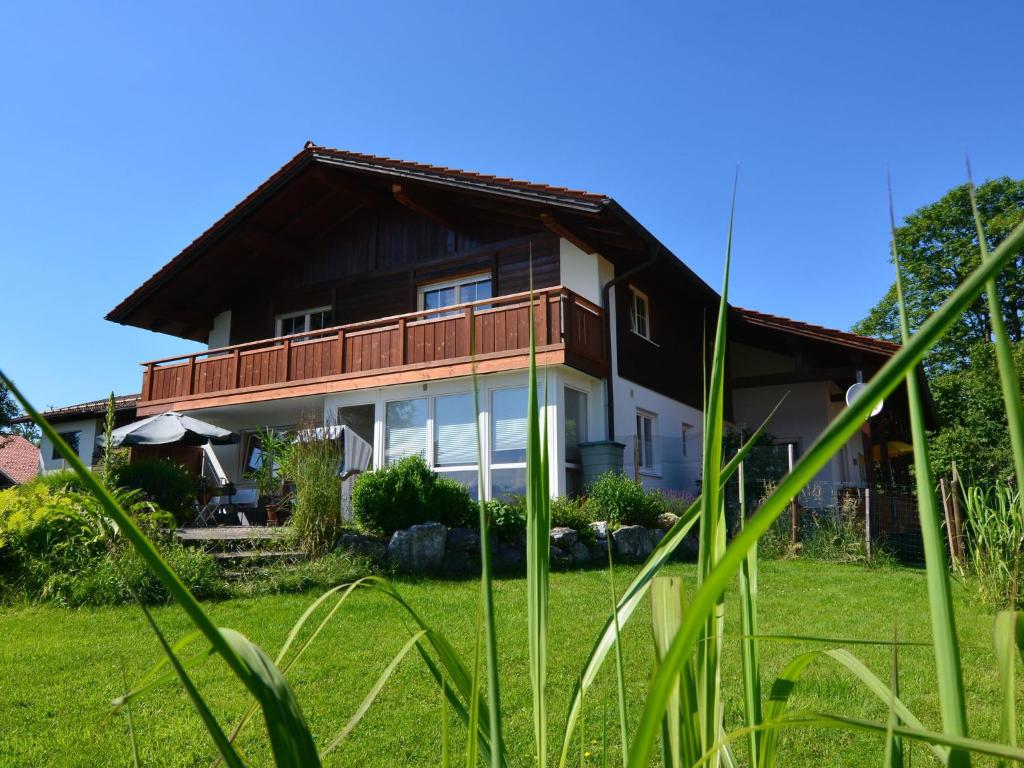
top-left (2, 1), bottom-right (1022, 409)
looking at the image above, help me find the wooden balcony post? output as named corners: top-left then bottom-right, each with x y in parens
top-left (538, 290), bottom-right (548, 346)
top-left (232, 347), bottom-right (241, 388)
top-left (283, 338), bottom-right (292, 381)
top-left (337, 329), bottom-right (346, 374)
top-left (186, 356), bottom-right (196, 396)
top-left (465, 303), bottom-right (475, 357)
top-left (397, 317), bottom-right (407, 365)
top-left (144, 363), bottom-right (155, 401)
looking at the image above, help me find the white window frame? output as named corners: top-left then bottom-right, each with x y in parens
top-left (636, 409), bottom-right (658, 474)
top-left (417, 272), bottom-right (493, 315)
top-left (275, 306), bottom-right (332, 338)
top-left (432, 392), bottom-right (480, 487)
top-left (682, 422), bottom-right (694, 458)
top-left (563, 385), bottom-right (588, 498)
top-left (629, 286), bottom-right (652, 341)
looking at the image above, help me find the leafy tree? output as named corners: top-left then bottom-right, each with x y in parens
top-left (852, 177), bottom-right (1024, 373)
top-left (0, 379), bottom-right (37, 441)
top-left (927, 341), bottom-right (1024, 484)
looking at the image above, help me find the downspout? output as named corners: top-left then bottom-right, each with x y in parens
top-left (601, 246), bottom-right (661, 440)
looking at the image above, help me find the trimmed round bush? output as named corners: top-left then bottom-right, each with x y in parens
top-left (584, 471), bottom-right (664, 529)
top-left (352, 455), bottom-right (474, 534)
top-left (114, 459), bottom-right (194, 525)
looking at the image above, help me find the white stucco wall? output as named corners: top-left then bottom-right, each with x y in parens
top-left (559, 239), bottom-right (612, 306)
top-left (39, 418), bottom-right (99, 472)
top-left (208, 310), bottom-right (232, 349)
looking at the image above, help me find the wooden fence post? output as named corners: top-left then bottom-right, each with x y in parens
top-left (788, 443), bottom-right (798, 546)
top-left (337, 329), bottom-right (346, 374)
top-left (144, 363), bottom-right (155, 401)
top-left (950, 462), bottom-right (966, 567)
top-left (864, 487), bottom-right (872, 560)
top-left (232, 348), bottom-right (241, 388)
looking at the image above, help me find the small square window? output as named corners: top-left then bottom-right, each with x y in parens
top-left (629, 287), bottom-right (651, 340)
top-left (53, 430), bottom-right (81, 460)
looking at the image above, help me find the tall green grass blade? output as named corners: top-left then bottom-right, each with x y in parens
top-left (607, 535), bottom-right (629, 765)
top-left (651, 576), bottom-right (685, 768)
top-left (883, 622), bottom-right (904, 768)
top-left (558, 396), bottom-right (786, 767)
top-left (471, 291), bottom-right (505, 768)
top-left (121, 665), bottom-right (141, 768)
top-left (737, 460), bottom-right (762, 767)
top-left (442, 668), bottom-right (452, 768)
top-left (114, 631), bottom-right (211, 708)
top-left (526, 261), bottom-right (551, 766)
top-left (966, 158), bottom-right (1024, 490)
top-left (889, 175), bottom-right (970, 764)
top-left (321, 630), bottom-right (427, 757)
top-left (621, 209), bottom-right (1024, 768)
top-left (467, 597), bottom-right (484, 768)
top-left (994, 611), bottom-right (1023, 768)
top-left (758, 647), bottom-right (946, 767)
top-left (137, 604), bottom-right (247, 768)
top-left (694, 168), bottom-right (737, 768)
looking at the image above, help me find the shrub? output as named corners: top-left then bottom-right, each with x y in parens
top-left (584, 471), bottom-right (664, 529)
top-left (229, 550), bottom-right (375, 598)
top-left (29, 469), bottom-right (89, 494)
top-left (352, 455), bottom-right (474, 534)
top-left (488, 498), bottom-right (526, 540)
top-left (960, 483), bottom-right (1024, 608)
top-left (550, 496), bottom-right (596, 544)
top-left (114, 459), bottom-right (195, 525)
top-left (288, 428), bottom-right (343, 555)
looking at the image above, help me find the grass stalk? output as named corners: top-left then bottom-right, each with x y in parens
top-left (889, 174), bottom-right (970, 763)
top-left (607, 532), bottom-right (629, 765)
top-left (736, 460), bottom-right (762, 767)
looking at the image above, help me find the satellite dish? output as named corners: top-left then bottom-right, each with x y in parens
top-left (845, 382), bottom-right (883, 418)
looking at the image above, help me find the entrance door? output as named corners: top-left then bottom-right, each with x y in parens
top-left (337, 404), bottom-right (375, 520)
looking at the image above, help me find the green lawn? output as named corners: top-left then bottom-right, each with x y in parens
top-left (0, 560), bottom-right (1008, 767)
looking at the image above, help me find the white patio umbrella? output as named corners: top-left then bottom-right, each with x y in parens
top-left (102, 411), bottom-right (238, 448)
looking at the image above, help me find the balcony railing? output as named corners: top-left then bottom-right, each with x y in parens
top-left (139, 286), bottom-right (606, 405)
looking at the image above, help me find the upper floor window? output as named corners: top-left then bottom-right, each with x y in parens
top-left (629, 286), bottom-right (651, 340)
top-left (419, 273), bottom-right (492, 318)
top-left (53, 430), bottom-right (81, 460)
top-left (277, 307), bottom-right (332, 338)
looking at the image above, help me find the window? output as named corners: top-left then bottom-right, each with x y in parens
top-left (434, 394), bottom-right (477, 467)
top-left (385, 398), bottom-right (428, 464)
top-left (629, 286), bottom-right (651, 340)
top-left (682, 422), bottom-right (694, 458)
top-left (636, 411), bottom-right (656, 471)
top-left (491, 386), bottom-right (528, 500)
top-left (53, 431), bottom-right (81, 460)
top-left (337, 404), bottom-right (375, 445)
top-left (564, 387), bottom-right (588, 497)
top-left (276, 307), bottom-right (332, 338)
top-left (419, 274), bottom-right (492, 318)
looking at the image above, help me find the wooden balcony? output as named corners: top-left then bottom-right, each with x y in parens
top-left (137, 286), bottom-right (606, 415)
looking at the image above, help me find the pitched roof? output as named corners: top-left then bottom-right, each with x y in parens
top-left (0, 435), bottom-right (40, 485)
top-left (106, 143), bottom-right (611, 324)
top-left (734, 307), bottom-right (901, 356)
top-left (12, 394), bottom-right (140, 425)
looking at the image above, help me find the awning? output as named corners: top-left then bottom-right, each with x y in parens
top-left (103, 411), bottom-right (238, 447)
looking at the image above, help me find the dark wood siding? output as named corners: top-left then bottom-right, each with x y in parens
top-left (614, 258), bottom-right (719, 412)
top-left (224, 201), bottom-right (558, 345)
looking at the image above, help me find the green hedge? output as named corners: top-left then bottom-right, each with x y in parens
top-left (113, 459), bottom-right (194, 525)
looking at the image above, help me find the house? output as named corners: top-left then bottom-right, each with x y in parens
top-left (19, 395), bottom-right (140, 473)
top-left (0, 435), bottom-right (41, 488)
top-left (98, 143), bottom-right (912, 501)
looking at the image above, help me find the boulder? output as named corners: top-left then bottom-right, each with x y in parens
top-left (590, 521), bottom-right (609, 540)
top-left (656, 512), bottom-right (680, 530)
top-left (387, 521), bottom-right (447, 573)
top-left (446, 526), bottom-right (480, 553)
top-left (650, 528), bottom-right (666, 548)
top-left (442, 547), bottom-right (477, 576)
top-left (589, 539), bottom-right (610, 563)
top-left (550, 526), bottom-right (578, 549)
top-left (612, 525), bottom-right (654, 561)
top-left (494, 541), bottom-right (525, 571)
top-left (338, 532), bottom-right (387, 563)
top-left (572, 541), bottom-right (591, 565)
top-left (551, 544), bottom-right (573, 567)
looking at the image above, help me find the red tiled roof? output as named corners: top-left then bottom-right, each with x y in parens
top-left (734, 307), bottom-right (901, 356)
top-left (13, 393), bottom-right (139, 425)
top-left (0, 435), bottom-right (40, 485)
top-left (107, 143), bottom-right (609, 323)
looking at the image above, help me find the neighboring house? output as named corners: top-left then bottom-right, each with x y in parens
top-left (96, 143), bottom-right (914, 500)
top-left (0, 435), bottom-right (41, 488)
top-left (16, 395), bottom-right (140, 473)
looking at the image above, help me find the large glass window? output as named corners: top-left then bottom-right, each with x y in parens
top-left (434, 393), bottom-right (477, 467)
top-left (563, 388), bottom-right (588, 464)
top-left (491, 387), bottom-right (528, 464)
top-left (636, 410), bottom-right (656, 471)
top-left (385, 398), bottom-right (427, 464)
top-left (419, 274), bottom-right (492, 318)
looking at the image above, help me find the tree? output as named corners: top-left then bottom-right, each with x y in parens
top-left (927, 341), bottom-right (1024, 484)
top-left (0, 379), bottom-right (38, 441)
top-left (852, 176), bottom-right (1024, 373)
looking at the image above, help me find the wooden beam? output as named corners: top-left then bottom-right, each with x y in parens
top-left (730, 366), bottom-right (859, 389)
top-left (311, 166), bottom-right (382, 208)
top-left (540, 213), bottom-right (597, 254)
top-left (392, 184), bottom-right (456, 231)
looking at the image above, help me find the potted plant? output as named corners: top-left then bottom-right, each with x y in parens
top-left (245, 427), bottom-right (290, 525)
